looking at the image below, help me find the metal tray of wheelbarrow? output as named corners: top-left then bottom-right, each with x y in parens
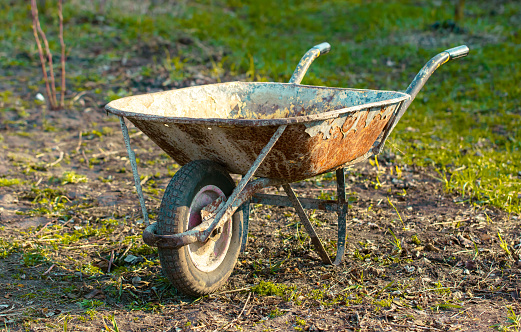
top-left (106, 82), bottom-right (409, 182)
top-left (106, 42), bottom-right (469, 297)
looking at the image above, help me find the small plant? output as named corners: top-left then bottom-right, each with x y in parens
top-left (79, 299), bottom-right (104, 309)
top-left (496, 306), bottom-right (521, 331)
top-left (103, 314), bottom-right (120, 332)
top-left (433, 282), bottom-right (451, 296)
top-left (30, 0), bottom-right (66, 110)
top-left (269, 307), bottom-right (284, 318)
top-left (251, 280), bottom-right (291, 297)
top-left (0, 178), bottom-right (22, 187)
top-left (373, 156), bottom-right (382, 189)
top-left (22, 251), bottom-right (48, 267)
top-left (0, 238), bottom-right (19, 258)
top-left (498, 232), bottom-right (513, 260)
top-left (473, 241), bottom-right (479, 260)
top-left (387, 197), bottom-right (406, 230)
top-left (387, 228), bottom-right (402, 253)
top-left (61, 171), bottom-right (88, 185)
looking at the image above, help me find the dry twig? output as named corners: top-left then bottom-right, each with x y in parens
top-left (30, 0), bottom-right (66, 110)
top-left (217, 292), bottom-right (252, 331)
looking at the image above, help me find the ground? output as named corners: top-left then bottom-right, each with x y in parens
top-left (1, 0), bottom-right (520, 331)
top-left (0, 108), bottom-right (519, 331)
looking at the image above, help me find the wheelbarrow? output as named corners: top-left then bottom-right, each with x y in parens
top-left (105, 42), bottom-right (469, 297)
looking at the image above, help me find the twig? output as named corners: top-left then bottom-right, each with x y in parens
top-left (71, 91), bottom-right (88, 107)
top-left (107, 250), bottom-right (114, 273)
top-left (92, 150), bottom-right (125, 158)
top-left (76, 131), bottom-right (83, 152)
top-left (35, 177), bottom-right (43, 186)
top-left (33, 0), bottom-right (58, 108)
top-left (450, 308), bottom-right (470, 319)
top-left (217, 292), bottom-right (251, 331)
top-left (60, 244), bottom-right (101, 250)
top-left (82, 149), bottom-right (89, 166)
top-left (30, 0), bottom-right (52, 107)
top-left (43, 264), bottom-right (55, 275)
top-left (211, 287), bottom-right (251, 296)
top-left (0, 305), bottom-right (38, 317)
top-left (34, 220), bottom-right (54, 236)
top-left (119, 242), bottom-right (133, 260)
top-left (431, 218), bottom-right (470, 226)
top-left (140, 175), bottom-right (150, 186)
top-left (48, 151), bottom-right (64, 167)
top-left (384, 322), bottom-right (442, 331)
top-left (58, 0), bottom-right (65, 107)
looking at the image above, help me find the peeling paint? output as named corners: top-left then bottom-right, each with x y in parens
top-left (107, 82), bottom-right (409, 182)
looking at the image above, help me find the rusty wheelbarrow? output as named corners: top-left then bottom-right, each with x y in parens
top-left (105, 42), bottom-right (469, 297)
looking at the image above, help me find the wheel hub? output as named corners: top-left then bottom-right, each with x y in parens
top-left (187, 185), bottom-right (232, 272)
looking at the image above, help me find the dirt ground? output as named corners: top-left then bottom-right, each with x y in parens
top-left (1, 37), bottom-right (520, 331)
top-left (0, 104), bottom-right (520, 331)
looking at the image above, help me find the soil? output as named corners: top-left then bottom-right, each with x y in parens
top-left (1, 52), bottom-right (520, 332)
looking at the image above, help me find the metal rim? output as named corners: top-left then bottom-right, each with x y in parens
top-left (187, 185), bottom-right (232, 273)
top-left (105, 82), bottom-right (410, 127)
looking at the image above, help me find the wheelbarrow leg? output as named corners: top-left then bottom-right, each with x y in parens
top-left (240, 198), bottom-right (251, 253)
top-left (333, 168), bottom-right (347, 265)
top-left (119, 116), bottom-right (149, 226)
top-left (282, 184), bottom-right (333, 265)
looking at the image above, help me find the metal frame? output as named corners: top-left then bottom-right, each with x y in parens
top-left (118, 43), bottom-right (469, 266)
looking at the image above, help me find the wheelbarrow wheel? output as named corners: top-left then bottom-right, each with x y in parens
top-left (157, 160), bottom-right (243, 297)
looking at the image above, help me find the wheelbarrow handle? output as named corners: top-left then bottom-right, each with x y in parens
top-left (289, 42), bottom-right (331, 84)
top-left (446, 45), bottom-right (469, 60)
top-left (381, 45), bottom-right (469, 141)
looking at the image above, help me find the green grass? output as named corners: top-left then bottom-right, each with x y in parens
top-left (0, 178), bottom-right (22, 187)
top-left (1, 0), bottom-right (519, 214)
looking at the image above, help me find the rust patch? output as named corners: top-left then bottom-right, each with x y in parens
top-left (131, 103), bottom-right (397, 182)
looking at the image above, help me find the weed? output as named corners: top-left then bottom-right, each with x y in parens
top-left (498, 232), bottom-right (513, 260)
top-left (79, 299), bottom-right (104, 309)
top-left (387, 197), bottom-right (406, 230)
top-left (103, 314), bottom-right (120, 332)
top-left (387, 228), bottom-right (403, 253)
top-left (295, 317), bottom-right (306, 327)
top-left (30, 0), bottom-right (66, 110)
top-left (269, 307), bottom-right (284, 318)
top-left (434, 282), bottom-right (451, 296)
top-left (374, 297), bottom-right (393, 310)
top-left (251, 280), bottom-right (292, 298)
top-left (22, 251), bottom-right (48, 267)
top-left (60, 171), bottom-right (88, 185)
top-left (495, 306), bottom-right (521, 331)
top-left (0, 178), bottom-right (22, 187)
top-left (0, 238), bottom-right (19, 258)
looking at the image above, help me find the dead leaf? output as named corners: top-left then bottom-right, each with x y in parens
top-left (84, 289), bottom-right (104, 299)
top-left (320, 273), bottom-right (331, 280)
top-left (480, 233), bottom-right (491, 242)
top-left (458, 235), bottom-right (473, 248)
top-left (424, 243), bottom-right (440, 252)
top-left (465, 260), bottom-right (477, 270)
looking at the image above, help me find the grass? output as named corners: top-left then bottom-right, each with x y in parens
top-left (0, 178), bottom-right (22, 187)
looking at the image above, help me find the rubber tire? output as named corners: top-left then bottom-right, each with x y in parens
top-left (157, 160), bottom-right (242, 297)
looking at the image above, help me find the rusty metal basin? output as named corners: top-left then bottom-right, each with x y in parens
top-left (106, 82), bottom-right (409, 182)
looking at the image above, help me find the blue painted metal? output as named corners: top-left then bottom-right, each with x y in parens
top-left (119, 116), bottom-right (149, 226)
